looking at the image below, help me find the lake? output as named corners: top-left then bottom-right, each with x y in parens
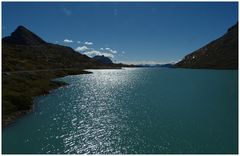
top-left (2, 68), bottom-right (238, 154)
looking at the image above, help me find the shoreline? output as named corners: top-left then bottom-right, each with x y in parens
top-left (4, 66), bottom-right (235, 127)
top-left (2, 81), bottom-right (68, 128)
top-left (2, 66), bottom-right (132, 128)
top-left (2, 69), bottom-right (93, 128)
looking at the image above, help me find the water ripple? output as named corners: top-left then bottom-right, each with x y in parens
top-left (2, 68), bottom-right (238, 154)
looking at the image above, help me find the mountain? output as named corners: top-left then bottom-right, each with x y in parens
top-left (2, 26), bottom-right (121, 72)
top-left (137, 63), bottom-right (174, 68)
top-left (157, 63), bottom-right (174, 68)
top-left (93, 55), bottom-right (113, 64)
top-left (3, 25), bottom-right (46, 45)
top-left (174, 23), bottom-right (238, 69)
top-left (2, 26), bottom-right (125, 126)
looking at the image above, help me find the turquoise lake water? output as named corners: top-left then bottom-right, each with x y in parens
top-left (2, 68), bottom-right (238, 154)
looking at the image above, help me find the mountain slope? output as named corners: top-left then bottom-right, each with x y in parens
top-left (3, 25), bottom-right (46, 45)
top-left (2, 26), bottom-right (112, 72)
top-left (93, 55), bottom-right (113, 64)
top-left (2, 26), bottom-right (123, 126)
top-left (174, 23), bottom-right (238, 69)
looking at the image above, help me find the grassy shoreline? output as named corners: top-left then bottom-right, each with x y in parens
top-left (2, 69), bottom-right (93, 127)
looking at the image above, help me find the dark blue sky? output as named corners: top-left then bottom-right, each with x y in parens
top-left (2, 2), bottom-right (238, 64)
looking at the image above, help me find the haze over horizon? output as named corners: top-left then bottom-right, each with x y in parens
top-left (2, 2), bottom-right (238, 64)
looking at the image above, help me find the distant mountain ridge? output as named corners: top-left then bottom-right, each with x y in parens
top-left (137, 63), bottom-right (174, 68)
top-left (174, 23), bottom-right (238, 69)
top-left (93, 55), bottom-right (113, 64)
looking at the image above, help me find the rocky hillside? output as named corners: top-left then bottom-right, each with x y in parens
top-left (93, 55), bottom-right (113, 64)
top-left (174, 23), bottom-right (238, 69)
top-left (3, 26), bottom-right (46, 45)
top-left (2, 26), bottom-right (125, 126)
top-left (2, 26), bottom-right (118, 72)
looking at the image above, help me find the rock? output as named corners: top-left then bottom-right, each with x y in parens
top-left (174, 23), bottom-right (238, 69)
top-left (3, 25), bottom-right (46, 45)
top-left (92, 55), bottom-right (113, 64)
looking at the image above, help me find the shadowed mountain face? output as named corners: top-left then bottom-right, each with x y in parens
top-left (3, 26), bottom-right (46, 45)
top-left (2, 26), bottom-right (115, 72)
top-left (2, 26), bottom-right (126, 126)
top-left (175, 23), bottom-right (238, 69)
top-left (93, 55), bottom-right (113, 64)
